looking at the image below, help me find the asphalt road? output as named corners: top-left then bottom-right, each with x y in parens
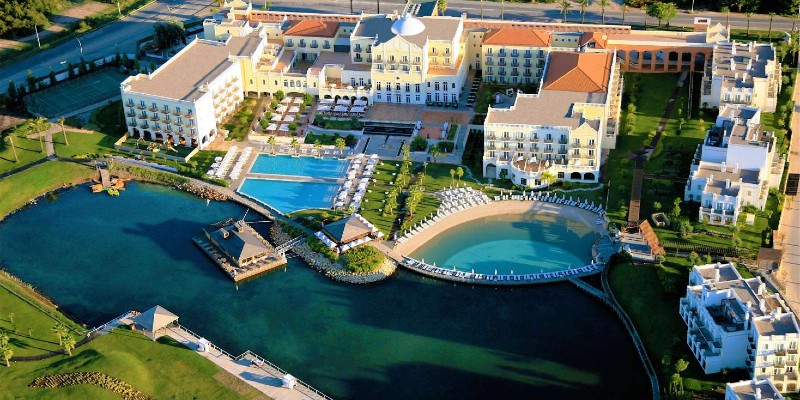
top-left (1, 0), bottom-right (798, 94)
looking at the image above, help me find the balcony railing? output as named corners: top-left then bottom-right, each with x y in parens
top-left (323, 44), bottom-right (331, 49)
top-left (484, 60), bottom-right (493, 65)
top-left (149, 106), bottom-right (158, 112)
top-left (524, 52), bottom-right (532, 58)
top-left (126, 112), bottom-right (136, 118)
top-left (172, 110), bottom-right (181, 116)
top-left (149, 116), bottom-right (160, 122)
top-left (136, 104), bottom-right (146, 110)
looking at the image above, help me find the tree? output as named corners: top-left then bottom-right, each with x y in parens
top-left (540, 170), bottom-right (556, 188)
top-left (449, 168), bottom-right (455, 186)
top-left (313, 139), bottom-right (322, 157)
top-left (436, 0), bottom-right (447, 13)
top-left (598, 0), bottom-right (609, 24)
top-left (7, 81), bottom-right (18, 105)
top-left (675, 358), bottom-right (689, 374)
top-left (456, 166), bottom-right (464, 183)
top-left (620, 5), bottom-right (628, 26)
top-left (721, 6), bottom-right (730, 27)
top-left (31, 117), bottom-right (48, 153)
top-left (768, 13), bottom-right (775, 41)
top-left (58, 117), bottom-right (68, 146)
top-left (6, 135), bottom-right (18, 162)
top-left (578, 0), bottom-right (588, 24)
top-left (152, 20), bottom-right (185, 51)
top-left (289, 138), bottom-right (300, 155)
top-left (52, 323), bottom-right (68, 346)
top-left (429, 144), bottom-right (441, 163)
top-left (26, 70), bottom-right (36, 93)
top-left (263, 0), bottom-right (271, 10)
top-left (275, 90), bottom-right (285, 102)
top-left (334, 137), bottom-right (346, 156)
top-left (0, 343), bottom-right (11, 367)
top-left (62, 335), bottom-right (76, 356)
top-left (559, 0), bottom-right (571, 23)
top-left (669, 373), bottom-right (683, 396)
top-left (267, 136), bottom-right (276, 154)
top-left (647, 2), bottom-right (677, 27)
top-left (746, 12), bottom-right (753, 37)
top-left (500, 0), bottom-right (505, 21)
top-left (670, 197), bottom-right (681, 220)
top-left (653, 201), bottom-right (662, 211)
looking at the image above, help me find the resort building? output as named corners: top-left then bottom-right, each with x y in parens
top-left (725, 379), bottom-right (785, 400)
top-left (680, 263), bottom-right (800, 393)
top-left (481, 50), bottom-right (622, 188)
top-left (480, 28), bottom-right (550, 85)
top-left (204, 220), bottom-right (283, 268)
top-left (701, 41), bottom-right (782, 112)
top-left (684, 104), bottom-right (784, 225)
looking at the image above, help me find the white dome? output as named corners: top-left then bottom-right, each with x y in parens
top-left (391, 13), bottom-right (425, 36)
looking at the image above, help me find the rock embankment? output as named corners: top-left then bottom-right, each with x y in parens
top-left (174, 182), bottom-right (228, 201)
top-left (271, 224), bottom-right (395, 284)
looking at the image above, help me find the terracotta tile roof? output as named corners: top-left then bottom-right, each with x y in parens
top-left (284, 20), bottom-right (339, 38)
top-left (579, 31), bottom-right (607, 48)
top-left (542, 52), bottom-right (612, 93)
top-left (482, 28), bottom-right (550, 47)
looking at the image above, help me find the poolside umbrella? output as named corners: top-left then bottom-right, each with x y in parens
top-left (271, 114), bottom-right (282, 121)
top-left (283, 115), bottom-right (296, 122)
top-left (276, 105), bottom-right (288, 113)
top-left (288, 106), bottom-right (300, 114)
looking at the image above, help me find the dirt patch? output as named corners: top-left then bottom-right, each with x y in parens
top-left (212, 371), bottom-right (272, 399)
top-left (420, 110), bottom-right (469, 125)
top-left (364, 103), bottom-right (421, 123)
top-left (0, 114), bottom-right (25, 133)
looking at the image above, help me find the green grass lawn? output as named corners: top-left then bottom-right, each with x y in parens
top-left (0, 328), bottom-right (264, 399)
top-left (89, 101), bottom-right (127, 136)
top-left (0, 273), bottom-right (86, 357)
top-left (223, 98), bottom-right (260, 142)
top-left (0, 161), bottom-right (95, 220)
top-left (53, 130), bottom-right (120, 158)
top-left (0, 121), bottom-right (50, 174)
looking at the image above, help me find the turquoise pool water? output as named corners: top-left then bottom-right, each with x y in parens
top-left (412, 214), bottom-right (596, 275)
top-left (249, 154), bottom-right (348, 179)
top-left (239, 178), bottom-right (339, 213)
top-left (0, 183), bottom-right (649, 399)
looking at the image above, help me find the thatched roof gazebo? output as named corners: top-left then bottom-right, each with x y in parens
top-left (316, 213), bottom-right (381, 253)
top-left (133, 305), bottom-right (179, 340)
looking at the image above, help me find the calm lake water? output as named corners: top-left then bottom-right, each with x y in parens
top-left (0, 183), bottom-right (648, 399)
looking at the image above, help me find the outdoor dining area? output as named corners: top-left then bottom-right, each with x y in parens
top-left (316, 98), bottom-right (368, 118)
top-left (261, 96), bottom-right (308, 135)
top-left (314, 213), bottom-right (384, 254)
top-left (334, 154), bottom-right (379, 211)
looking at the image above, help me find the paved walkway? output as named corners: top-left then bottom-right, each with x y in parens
top-left (778, 78), bottom-right (800, 312)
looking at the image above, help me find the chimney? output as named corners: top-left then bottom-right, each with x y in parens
top-left (725, 179), bottom-right (731, 189)
top-left (714, 267), bottom-right (720, 281)
top-left (758, 282), bottom-right (766, 295)
top-left (721, 162), bottom-right (727, 172)
top-left (744, 311), bottom-right (751, 330)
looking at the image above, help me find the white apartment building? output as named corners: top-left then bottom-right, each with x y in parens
top-left (680, 263), bottom-right (800, 393)
top-left (481, 51), bottom-right (622, 188)
top-left (726, 379), bottom-right (785, 400)
top-left (701, 41), bottom-right (782, 112)
top-left (684, 104), bottom-right (784, 225)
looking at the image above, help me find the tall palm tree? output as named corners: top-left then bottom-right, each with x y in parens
top-left (768, 13), bottom-right (775, 42)
top-left (429, 145), bottom-right (440, 163)
top-left (620, 5), bottom-right (628, 26)
top-left (559, 0), bottom-right (571, 23)
top-left (5, 135), bottom-right (18, 162)
top-left (334, 137), bottom-right (346, 156)
top-left (58, 117), bottom-right (68, 146)
top-left (745, 12), bottom-right (753, 38)
top-left (267, 136), bottom-right (276, 155)
top-left (52, 323), bottom-right (68, 346)
top-left (313, 139), bottom-right (322, 158)
top-left (62, 335), bottom-right (76, 356)
top-left (598, 0), bottom-right (609, 24)
top-left (456, 166), bottom-right (464, 183)
top-left (449, 168), bottom-right (455, 186)
top-left (578, 0), bottom-right (589, 24)
top-left (500, 0), bottom-right (505, 21)
top-left (0, 343), bottom-right (11, 367)
top-left (720, 6), bottom-right (730, 27)
top-left (541, 170), bottom-right (556, 188)
top-left (289, 138), bottom-right (300, 156)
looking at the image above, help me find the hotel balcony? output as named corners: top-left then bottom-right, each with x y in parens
top-left (136, 104), bottom-right (146, 110)
top-left (498, 60), bottom-right (507, 66)
top-left (161, 117), bottom-right (171, 124)
top-left (137, 114), bottom-right (148, 120)
top-left (138, 122), bottom-right (149, 129)
top-left (310, 43), bottom-right (318, 48)
top-left (510, 71), bottom-right (519, 76)
top-left (172, 110), bottom-right (181, 116)
top-left (149, 106), bottom-right (158, 112)
top-left (558, 138), bottom-right (568, 144)
top-left (524, 52), bottom-right (532, 58)
top-left (544, 138), bottom-right (553, 143)
top-left (498, 51), bottom-right (506, 57)
top-left (149, 115), bottom-right (160, 122)
top-left (126, 111), bottom-right (136, 118)
top-left (485, 59), bottom-right (493, 66)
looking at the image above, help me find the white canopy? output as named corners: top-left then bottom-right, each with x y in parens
top-left (317, 105), bottom-right (332, 112)
top-left (283, 115), bottom-right (296, 122)
top-left (279, 124), bottom-right (290, 131)
top-left (267, 123), bottom-right (278, 131)
top-left (353, 100), bottom-right (368, 107)
top-left (275, 105), bottom-right (288, 113)
top-left (134, 305), bottom-right (179, 340)
top-left (288, 106), bottom-right (300, 113)
top-left (350, 106), bottom-right (366, 113)
top-left (270, 114), bottom-right (282, 121)
top-left (337, 98), bottom-right (350, 106)
top-left (320, 98), bottom-right (334, 105)
top-left (282, 374), bottom-right (297, 389)
top-left (334, 105), bottom-right (349, 113)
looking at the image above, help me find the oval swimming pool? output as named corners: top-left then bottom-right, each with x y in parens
top-left (411, 213), bottom-right (596, 275)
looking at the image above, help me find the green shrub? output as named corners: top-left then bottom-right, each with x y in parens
top-left (340, 246), bottom-right (385, 273)
top-left (437, 141), bottom-right (454, 153)
top-left (307, 237), bottom-right (338, 260)
top-left (410, 135), bottom-right (428, 151)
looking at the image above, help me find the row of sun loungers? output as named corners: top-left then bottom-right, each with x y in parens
top-left (228, 147), bottom-right (252, 180)
top-left (208, 146), bottom-right (238, 178)
top-left (494, 192), bottom-right (606, 216)
top-left (335, 154), bottom-right (379, 211)
top-left (402, 256), bottom-right (601, 282)
top-left (396, 187), bottom-right (491, 244)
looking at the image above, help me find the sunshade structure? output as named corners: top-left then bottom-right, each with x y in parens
top-left (134, 305), bottom-right (179, 340)
top-left (322, 214), bottom-right (373, 246)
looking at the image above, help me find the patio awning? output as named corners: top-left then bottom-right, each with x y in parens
top-left (288, 106), bottom-right (300, 113)
top-left (336, 99), bottom-right (350, 106)
top-left (353, 100), bottom-right (367, 107)
top-left (350, 106), bottom-right (365, 113)
top-left (271, 114), bottom-right (282, 121)
top-left (283, 115), bottom-right (296, 122)
top-left (334, 105), bottom-right (349, 113)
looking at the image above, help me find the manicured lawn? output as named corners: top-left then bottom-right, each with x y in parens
top-left (223, 98), bottom-right (260, 141)
top-left (192, 150), bottom-right (227, 174)
top-left (0, 328), bottom-right (263, 399)
top-left (89, 101), bottom-right (126, 135)
top-left (0, 161), bottom-right (94, 220)
top-left (0, 121), bottom-right (49, 174)
top-left (0, 273), bottom-right (86, 357)
top-left (53, 130), bottom-right (120, 158)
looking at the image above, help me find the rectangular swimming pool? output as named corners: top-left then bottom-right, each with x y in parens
top-left (239, 178), bottom-right (340, 214)
top-left (248, 154), bottom-right (348, 179)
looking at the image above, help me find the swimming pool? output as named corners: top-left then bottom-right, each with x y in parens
top-left (248, 154), bottom-right (348, 179)
top-left (411, 213), bottom-right (596, 275)
top-left (239, 178), bottom-right (340, 213)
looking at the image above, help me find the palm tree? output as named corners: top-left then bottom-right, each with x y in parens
top-left (0, 331), bottom-right (8, 347)
top-left (449, 168), bottom-right (455, 186)
top-left (792, 14), bottom-right (798, 33)
top-left (313, 139), bottom-right (322, 158)
top-left (429, 145), bottom-right (440, 163)
top-left (745, 12), bottom-right (753, 38)
top-left (30, 119), bottom-right (46, 153)
top-left (52, 323), bottom-right (68, 346)
top-left (58, 117), bottom-right (68, 146)
top-left (500, 0), bottom-right (505, 21)
top-left (597, 0), bottom-right (609, 24)
top-left (267, 136), bottom-right (276, 154)
top-left (720, 6), bottom-right (730, 27)
top-left (620, 5), bottom-right (628, 26)
top-left (559, 0), bottom-right (571, 23)
top-left (289, 138), bottom-right (300, 156)
top-left (768, 13), bottom-right (775, 42)
top-left (62, 335), bottom-right (76, 356)
top-left (456, 166), bottom-right (464, 183)
top-left (334, 137), bottom-right (346, 156)
top-left (0, 343), bottom-right (11, 367)
top-left (540, 170), bottom-right (556, 188)
top-left (578, 0), bottom-right (589, 24)
top-left (6, 135), bottom-right (18, 162)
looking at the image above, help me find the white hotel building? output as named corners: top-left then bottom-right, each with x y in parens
top-left (701, 41), bottom-right (782, 112)
top-left (680, 263), bottom-right (800, 393)
top-left (684, 104), bottom-right (784, 226)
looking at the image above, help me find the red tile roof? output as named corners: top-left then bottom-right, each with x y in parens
top-left (542, 52), bottom-right (612, 93)
top-left (482, 28), bottom-right (550, 47)
top-left (579, 31), bottom-right (608, 48)
top-left (283, 20), bottom-right (339, 38)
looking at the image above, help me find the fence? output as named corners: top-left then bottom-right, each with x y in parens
top-left (86, 310), bottom-right (139, 337)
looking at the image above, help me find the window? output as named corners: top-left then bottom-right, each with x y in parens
top-left (557, 172), bottom-right (565, 179)
top-left (415, 84), bottom-right (420, 92)
top-left (405, 83), bottom-right (410, 92)
top-left (573, 149), bottom-right (580, 156)
top-left (415, 95), bottom-right (420, 102)
top-left (395, 83), bottom-right (401, 91)
top-left (435, 82), bottom-right (440, 91)
top-left (377, 82), bottom-right (381, 91)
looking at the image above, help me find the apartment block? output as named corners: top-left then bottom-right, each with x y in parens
top-left (701, 41), bottom-right (782, 112)
top-left (680, 263), bottom-right (800, 392)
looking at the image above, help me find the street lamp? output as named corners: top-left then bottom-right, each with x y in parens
top-left (76, 37), bottom-right (83, 57)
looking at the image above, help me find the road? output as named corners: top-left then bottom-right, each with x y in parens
top-left (1, 0), bottom-right (799, 94)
